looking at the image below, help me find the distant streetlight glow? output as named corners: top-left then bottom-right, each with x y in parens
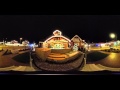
top-left (109, 33), bottom-right (118, 47)
top-left (110, 33), bottom-right (116, 39)
top-left (20, 38), bottom-right (23, 44)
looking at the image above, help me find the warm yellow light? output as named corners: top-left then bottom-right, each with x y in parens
top-left (53, 30), bottom-right (62, 36)
top-left (109, 53), bottom-right (116, 59)
top-left (20, 38), bottom-right (23, 44)
top-left (20, 38), bottom-right (23, 40)
top-left (110, 33), bottom-right (115, 39)
top-left (44, 30), bottom-right (71, 43)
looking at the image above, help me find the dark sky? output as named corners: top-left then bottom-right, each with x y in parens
top-left (0, 15), bottom-right (120, 43)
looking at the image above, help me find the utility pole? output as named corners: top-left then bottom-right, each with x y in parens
top-left (115, 33), bottom-right (117, 48)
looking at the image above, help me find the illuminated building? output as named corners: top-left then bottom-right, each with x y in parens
top-left (43, 30), bottom-right (71, 49)
top-left (22, 40), bottom-right (29, 45)
top-left (11, 40), bottom-right (18, 44)
top-left (71, 35), bottom-right (85, 48)
top-left (38, 30), bottom-right (87, 50)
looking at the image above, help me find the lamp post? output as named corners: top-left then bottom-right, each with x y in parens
top-left (110, 33), bottom-right (117, 40)
top-left (20, 38), bottom-right (23, 44)
top-left (109, 33), bottom-right (117, 47)
top-left (3, 38), bottom-right (4, 45)
top-left (6, 38), bottom-right (7, 43)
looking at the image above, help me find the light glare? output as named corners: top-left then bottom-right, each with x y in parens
top-left (110, 33), bottom-right (115, 39)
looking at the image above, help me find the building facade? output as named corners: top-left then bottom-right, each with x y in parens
top-left (43, 30), bottom-right (71, 49)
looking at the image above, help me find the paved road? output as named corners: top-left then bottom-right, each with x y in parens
top-left (0, 66), bottom-right (35, 71)
top-left (81, 64), bottom-right (104, 71)
top-left (94, 52), bottom-right (120, 68)
top-left (89, 46), bottom-right (120, 51)
top-left (0, 50), bottom-right (30, 68)
top-left (81, 51), bottom-right (120, 71)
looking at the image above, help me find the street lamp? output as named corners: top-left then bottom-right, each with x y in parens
top-left (109, 33), bottom-right (117, 47)
top-left (3, 38), bottom-right (4, 44)
top-left (6, 38), bottom-right (7, 43)
top-left (20, 38), bottom-right (23, 44)
top-left (109, 33), bottom-right (117, 40)
top-left (110, 33), bottom-right (115, 39)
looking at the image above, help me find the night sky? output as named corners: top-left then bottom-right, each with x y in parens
top-left (0, 15), bottom-right (120, 43)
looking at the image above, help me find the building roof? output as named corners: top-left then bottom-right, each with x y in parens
top-left (71, 35), bottom-right (82, 43)
top-left (44, 30), bottom-right (71, 42)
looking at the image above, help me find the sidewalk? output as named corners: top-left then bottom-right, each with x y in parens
top-left (0, 51), bottom-right (30, 68)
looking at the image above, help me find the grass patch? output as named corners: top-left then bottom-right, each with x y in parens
top-left (13, 52), bottom-right (30, 64)
top-left (87, 51), bottom-right (109, 62)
